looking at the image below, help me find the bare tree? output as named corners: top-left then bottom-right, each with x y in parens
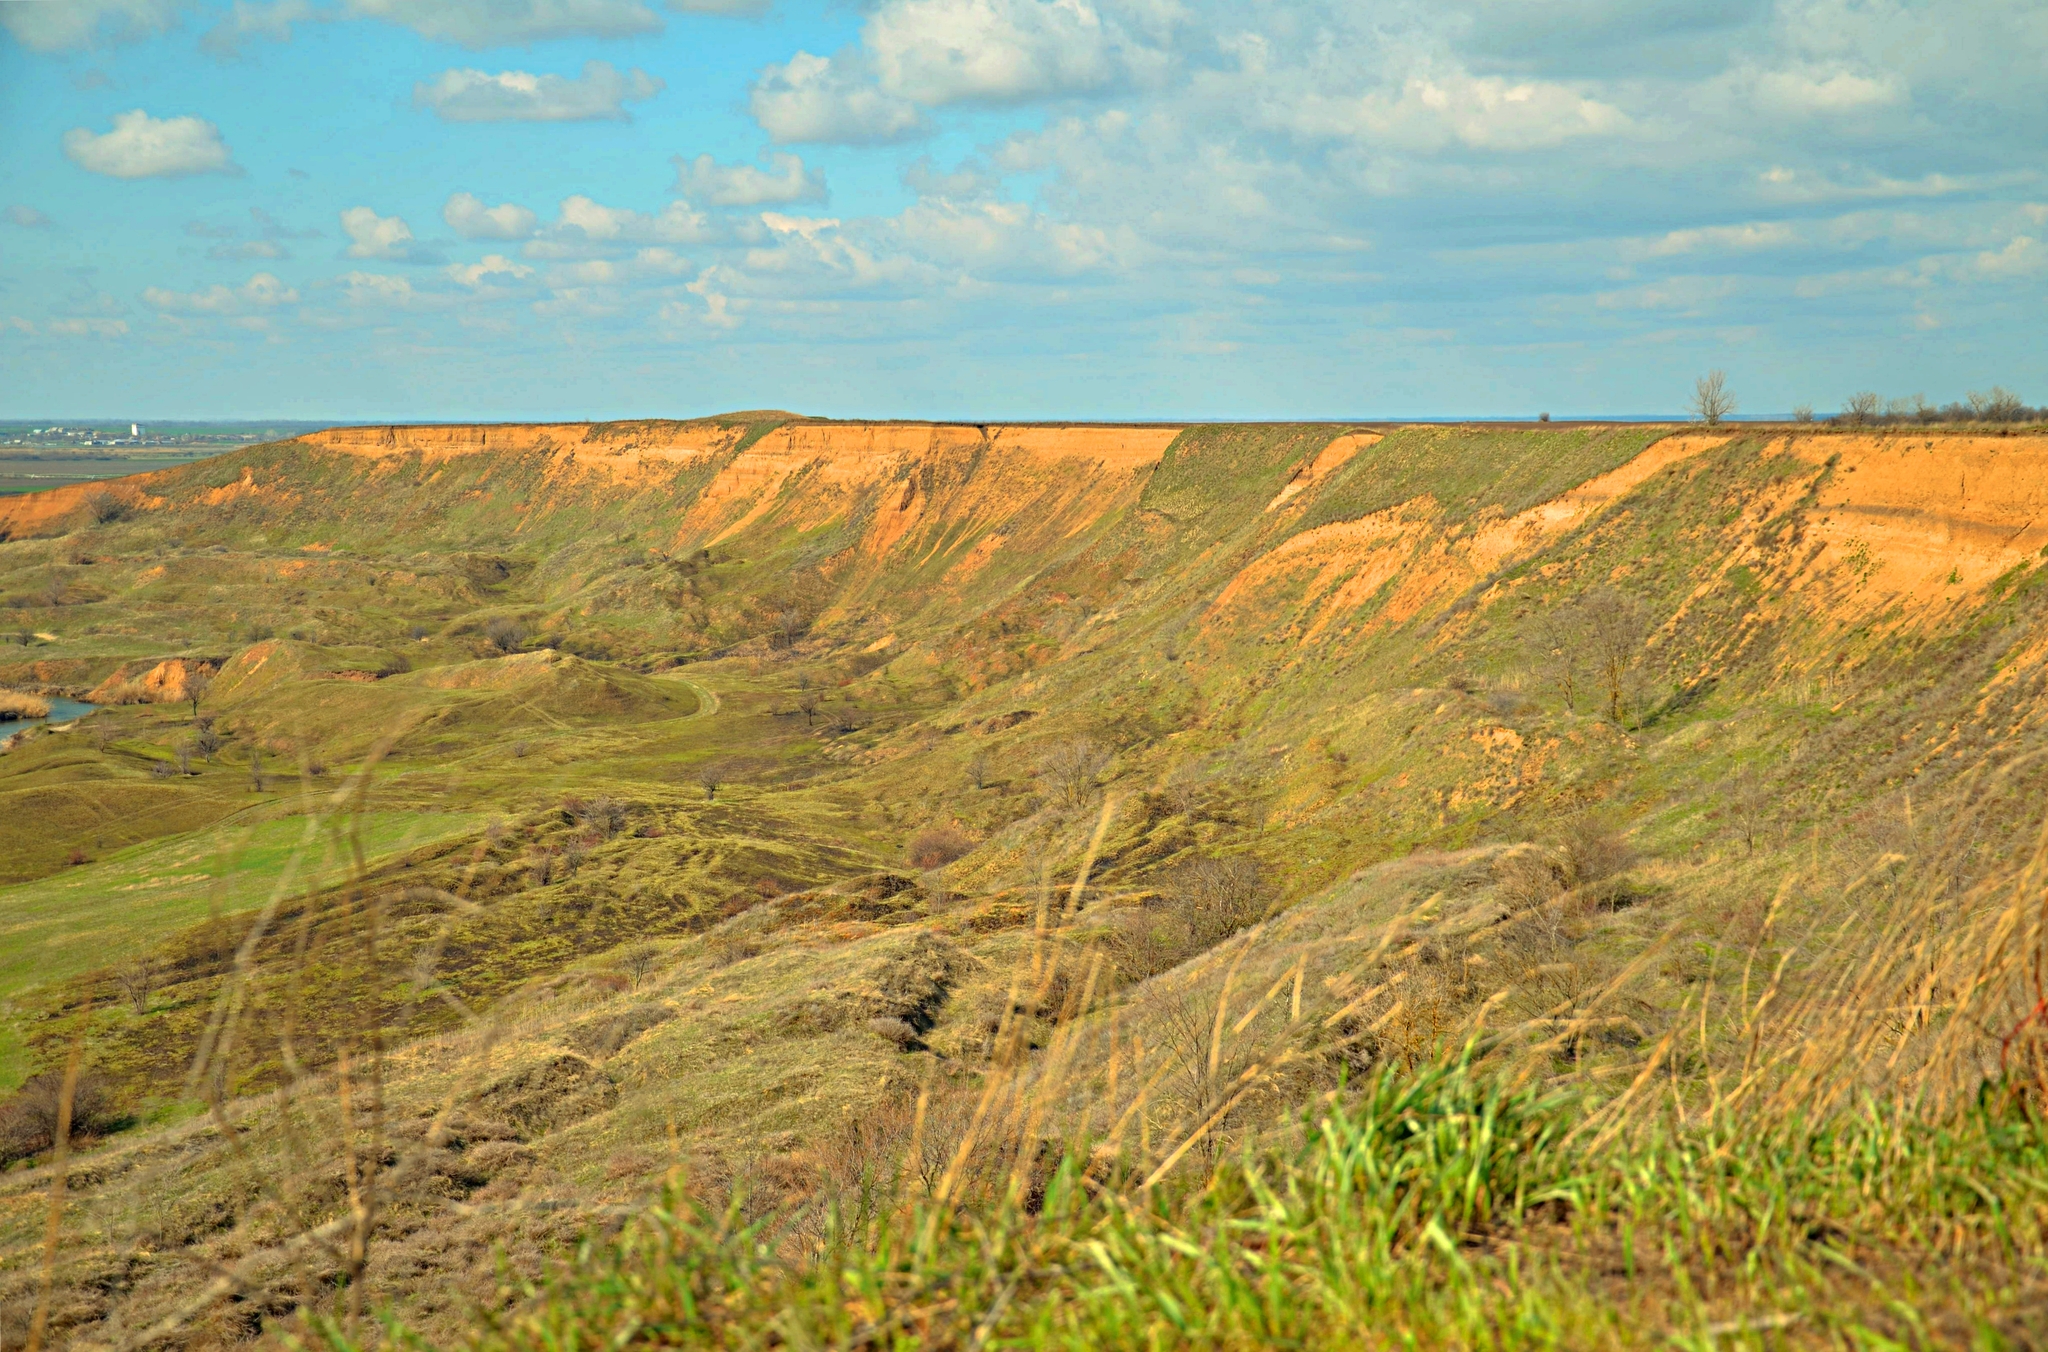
top-left (1579, 589), bottom-right (1651, 725)
top-left (1841, 392), bottom-right (1881, 426)
top-left (616, 943), bottom-right (661, 990)
top-left (795, 688), bottom-right (821, 725)
top-left (1975, 386), bottom-right (2025, 421)
top-left (248, 746), bottom-right (265, 793)
top-left (1690, 370), bottom-right (1736, 426)
top-left (115, 957), bottom-right (157, 1015)
top-left (1038, 738), bottom-right (1111, 807)
top-left (1726, 767), bottom-right (1771, 855)
top-left (195, 725), bottom-right (223, 762)
top-left (1791, 404), bottom-right (1814, 424)
top-left (175, 743), bottom-right (193, 775)
top-left (185, 668), bottom-right (213, 721)
top-left (1532, 609), bottom-right (1584, 713)
top-left (966, 751), bottom-right (990, 790)
top-left (697, 761), bottom-right (726, 802)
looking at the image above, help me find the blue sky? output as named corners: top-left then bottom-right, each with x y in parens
top-left (1, 0), bottom-right (2043, 421)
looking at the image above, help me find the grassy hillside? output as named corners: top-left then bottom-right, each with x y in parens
top-left (3, 418), bottom-right (2047, 1348)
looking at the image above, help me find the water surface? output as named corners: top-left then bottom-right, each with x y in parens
top-left (2, 696), bottom-right (98, 741)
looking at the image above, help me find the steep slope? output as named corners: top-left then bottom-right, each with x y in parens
top-left (3, 418), bottom-right (2048, 1346)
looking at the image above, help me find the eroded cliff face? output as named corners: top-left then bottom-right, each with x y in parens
top-left (6, 421), bottom-right (2042, 669)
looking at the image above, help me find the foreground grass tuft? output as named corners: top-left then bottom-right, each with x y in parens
top-left (302, 1052), bottom-right (2048, 1349)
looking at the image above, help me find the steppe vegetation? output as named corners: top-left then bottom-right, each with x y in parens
top-left (2, 410), bottom-right (2048, 1347)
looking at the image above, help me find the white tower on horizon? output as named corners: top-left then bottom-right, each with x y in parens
top-left (132, 423), bottom-right (140, 437)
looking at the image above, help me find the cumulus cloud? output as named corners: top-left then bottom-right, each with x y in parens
top-left (1643, 222), bottom-right (1803, 258)
top-left (866, 0), bottom-right (1125, 105)
top-left (1280, 69), bottom-right (1632, 151)
top-left (47, 318), bottom-right (132, 338)
top-left (211, 239), bottom-right (289, 260)
top-left (545, 248), bottom-right (693, 286)
top-left (1748, 65), bottom-right (1903, 116)
top-left (750, 52), bottom-right (925, 144)
top-left (342, 0), bottom-right (662, 46)
top-left (200, 0), bottom-right (317, 56)
top-left (6, 206), bottom-right (51, 228)
top-left (671, 152), bottom-right (825, 206)
top-left (444, 193), bottom-right (538, 241)
top-left (337, 271), bottom-right (417, 306)
top-left (749, 0), bottom-right (1149, 143)
top-left (142, 272), bottom-right (300, 313)
top-left (1, 0), bottom-right (188, 52)
top-left (340, 206), bottom-right (441, 262)
top-left (445, 254), bottom-right (536, 286)
top-left (62, 110), bottom-right (237, 179)
top-left (1974, 235), bottom-right (2045, 278)
top-left (415, 61), bottom-right (663, 122)
top-left (526, 195), bottom-right (715, 256)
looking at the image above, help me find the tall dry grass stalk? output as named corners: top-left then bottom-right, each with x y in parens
top-left (22, 713), bottom-right (2048, 1347)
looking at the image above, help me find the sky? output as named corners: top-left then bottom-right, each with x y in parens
top-left (0, 0), bottom-right (2043, 422)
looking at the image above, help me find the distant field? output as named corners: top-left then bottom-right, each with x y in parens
top-left (0, 452), bottom-right (219, 495)
top-left (0, 809), bottom-right (485, 1086)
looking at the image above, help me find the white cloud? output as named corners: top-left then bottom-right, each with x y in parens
top-left (62, 110), bottom-right (236, 179)
top-left (671, 152), bottom-right (825, 207)
top-left (47, 318), bottom-right (132, 338)
top-left (1749, 66), bottom-right (1902, 115)
top-left (525, 195), bottom-right (714, 257)
top-left (1, 0), bottom-right (187, 52)
top-left (1594, 276), bottom-right (1740, 312)
top-left (1284, 70), bottom-right (1631, 151)
top-left (748, 0), bottom-right (1149, 144)
top-left (546, 248), bottom-right (692, 286)
top-left (1975, 235), bottom-right (2044, 278)
top-left (1643, 221), bottom-right (1803, 258)
top-left (445, 254), bottom-right (536, 286)
top-left (751, 52), bottom-right (925, 144)
top-left (343, 0), bottom-right (661, 46)
top-left (337, 271), bottom-right (417, 306)
top-left (210, 239), bottom-right (288, 260)
top-left (142, 272), bottom-right (300, 313)
top-left (341, 206), bottom-right (439, 262)
top-left (866, 0), bottom-right (1123, 105)
top-left (896, 197), bottom-right (1129, 275)
top-left (415, 61), bottom-right (663, 122)
top-left (444, 193), bottom-right (538, 241)
top-left (6, 206), bottom-right (51, 228)
top-left (200, 0), bottom-right (316, 56)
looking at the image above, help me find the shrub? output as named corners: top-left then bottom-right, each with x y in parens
top-left (484, 616), bottom-right (528, 653)
top-left (907, 823), bottom-right (976, 870)
top-left (1038, 738), bottom-right (1111, 807)
top-left (577, 795), bottom-right (628, 837)
top-left (83, 489), bottom-right (129, 524)
top-left (0, 689), bottom-right (51, 720)
top-left (868, 1015), bottom-right (921, 1050)
top-left (1169, 855), bottom-right (1271, 945)
top-left (0, 1071), bottom-right (114, 1164)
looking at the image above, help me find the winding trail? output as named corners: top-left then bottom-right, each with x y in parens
top-left (662, 674), bottom-right (721, 720)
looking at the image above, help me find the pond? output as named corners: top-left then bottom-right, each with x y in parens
top-left (1, 697), bottom-right (99, 744)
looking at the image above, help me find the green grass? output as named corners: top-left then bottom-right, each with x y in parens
top-left (1300, 424), bottom-right (1669, 530)
top-left (9, 423), bottom-right (2048, 1346)
top-left (0, 808), bottom-right (484, 1088)
top-left (308, 1052), bottom-right (2048, 1350)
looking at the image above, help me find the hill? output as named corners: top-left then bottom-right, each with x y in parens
top-left (3, 416), bottom-right (2048, 1348)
